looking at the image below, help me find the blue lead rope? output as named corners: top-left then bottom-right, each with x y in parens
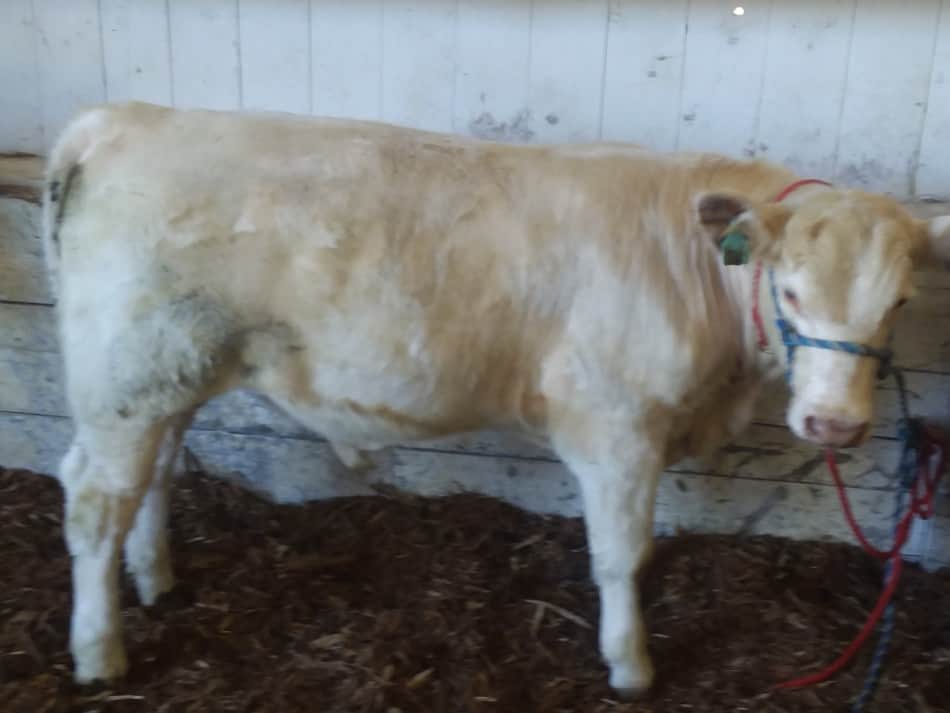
top-left (852, 376), bottom-right (918, 713)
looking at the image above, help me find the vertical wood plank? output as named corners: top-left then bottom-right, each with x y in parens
top-left (381, 1), bottom-right (457, 132)
top-left (100, 0), bottom-right (173, 105)
top-left (0, 0), bottom-right (44, 151)
top-left (834, 0), bottom-right (940, 196)
top-left (527, 0), bottom-right (609, 143)
top-left (755, 0), bottom-right (855, 178)
top-left (916, 0), bottom-right (950, 200)
top-left (454, 0), bottom-right (532, 142)
top-left (676, 0), bottom-right (772, 157)
top-left (168, 0), bottom-right (241, 110)
top-left (238, 0), bottom-right (310, 114)
top-left (310, 0), bottom-right (382, 120)
top-left (600, 0), bottom-right (689, 151)
top-left (32, 0), bottom-right (106, 148)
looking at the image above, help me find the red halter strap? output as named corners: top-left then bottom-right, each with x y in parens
top-left (751, 262), bottom-right (768, 351)
top-left (750, 178), bottom-right (834, 353)
top-left (772, 178), bottom-right (833, 203)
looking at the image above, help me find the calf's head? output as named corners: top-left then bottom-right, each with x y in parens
top-left (698, 190), bottom-right (950, 449)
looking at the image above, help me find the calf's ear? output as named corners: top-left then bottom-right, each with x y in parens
top-left (911, 215), bottom-right (950, 271)
top-left (695, 191), bottom-right (792, 266)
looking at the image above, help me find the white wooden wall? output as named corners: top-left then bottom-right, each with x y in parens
top-left (2, 0), bottom-right (950, 199)
top-left (3, 4), bottom-right (950, 570)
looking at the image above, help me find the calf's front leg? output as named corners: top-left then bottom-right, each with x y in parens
top-left (556, 437), bottom-right (662, 697)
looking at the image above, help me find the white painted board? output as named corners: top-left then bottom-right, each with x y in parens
top-left (0, 0), bottom-right (44, 152)
top-left (32, 0), bottom-right (106, 149)
top-left (381, 1), bottom-right (457, 132)
top-left (600, 0), bottom-right (689, 151)
top-left (239, 0), bottom-right (310, 114)
top-left (310, 0), bottom-right (382, 120)
top-left (916, 0), bottom-right (950, 200)
top-left (100, 0), bottom-right (173, 105)
top-left (834, 0), bottom-right (941, 195)
top-left (527, 0), bottom-right (609, 143)
top-left (676, 0), bottom-right (771, 157)
top-left (168, 0), bottom-right (241, 110)
top-left (755, 0), bottom-right (855, 178)
top-left (454, 0), bottom-right (532, 141)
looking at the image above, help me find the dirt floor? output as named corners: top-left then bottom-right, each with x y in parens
top-left (2, 467), bottom-right (950, 713)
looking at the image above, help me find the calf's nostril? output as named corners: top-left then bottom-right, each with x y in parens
top-left (804, 416), bottom-right (869, 445)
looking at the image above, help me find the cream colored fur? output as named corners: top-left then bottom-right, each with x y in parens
top-left (44, 101), bottom-right (950, 694)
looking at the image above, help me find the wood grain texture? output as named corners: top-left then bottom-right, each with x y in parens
top-left (0, 154), bottom-right (43, 203)
top-left (0, 198), bottom-right (48, 304)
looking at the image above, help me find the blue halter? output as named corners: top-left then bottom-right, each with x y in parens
top-left (767, 268), bottom-right (894, 384)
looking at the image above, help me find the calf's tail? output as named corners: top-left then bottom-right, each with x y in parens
top-left (41, 107), bottom-right (116, 298)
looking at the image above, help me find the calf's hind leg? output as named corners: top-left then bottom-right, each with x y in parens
top-left (57, 285), bottom-right (237, 682)
top-left (60, 420), bottom-right (168, 683)
top-left (123, 411), bottom-right (194, 605)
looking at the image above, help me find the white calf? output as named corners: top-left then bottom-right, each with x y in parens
top-left (44, 102), bottom-right (950, 694)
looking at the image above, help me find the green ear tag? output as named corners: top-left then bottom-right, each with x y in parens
top-left (720, 230), bottom-right (750, 266)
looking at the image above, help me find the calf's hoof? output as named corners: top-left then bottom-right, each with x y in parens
top-left (608, 659), bottom-right (655, 700)
top-left (134, 564), bottom-right (175, 606)
top-left (72, 638), bottom-right (128, 684)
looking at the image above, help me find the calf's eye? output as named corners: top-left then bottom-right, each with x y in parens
top-left (783, 288), bottom-right (800, 311)
top-left (896, 297), bottom-right (908, 309)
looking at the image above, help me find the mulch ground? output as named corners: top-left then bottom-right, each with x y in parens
top-left (2, 467), bottom-right (950, 713)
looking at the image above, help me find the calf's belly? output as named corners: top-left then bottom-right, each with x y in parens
top-left (244, 346), bottom-right (491, 449)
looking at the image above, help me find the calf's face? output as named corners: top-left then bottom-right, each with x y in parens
top-left (699, 190), bottom-right (950, 449)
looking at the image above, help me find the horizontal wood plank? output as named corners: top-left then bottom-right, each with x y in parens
top-left (2, 411), bottom-right (941, 567)
top-left (0, 198), bottom-right (49, 304)
top-left (0, 302), bottom-right (58, 351)
top-left (0, 412), bottom-right (926, 497)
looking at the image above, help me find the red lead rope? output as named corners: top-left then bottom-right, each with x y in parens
top-left (773, 431), bottom-right (946, 690)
